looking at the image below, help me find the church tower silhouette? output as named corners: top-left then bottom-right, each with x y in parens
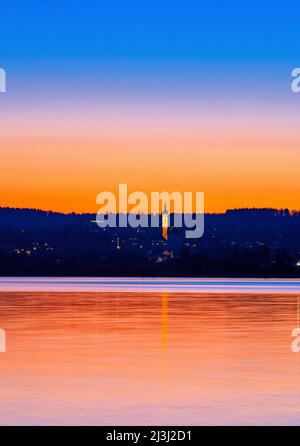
top-left (162, 202), bottom-right (169, 240)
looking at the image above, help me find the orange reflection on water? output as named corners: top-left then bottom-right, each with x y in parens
top-left (0, 292), bottom-right (300, 425)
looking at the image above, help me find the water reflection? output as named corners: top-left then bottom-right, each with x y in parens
top-left (162, 292), bottom-right (168, 352)
top-left (0, 292), bottom-right (300, 425)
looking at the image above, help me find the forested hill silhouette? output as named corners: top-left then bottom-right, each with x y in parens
top-left (0, 206), bottom-right (298, 224)
top-left (0, 207), bottom-right (91, 227)
top-left (0, 206), bottom-right (300, 277)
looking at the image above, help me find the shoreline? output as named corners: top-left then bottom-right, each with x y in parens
top-left (0, 277), bottom-right (300, 293)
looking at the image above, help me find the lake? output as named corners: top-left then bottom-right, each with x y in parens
top-left (0, 278), bottom-right (300, 425)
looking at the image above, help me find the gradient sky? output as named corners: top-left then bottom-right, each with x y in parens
top-left (0, 1), bottom-right (300, 213)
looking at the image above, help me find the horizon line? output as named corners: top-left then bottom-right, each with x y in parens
top-left (0, 205), bottom-right (299, 217)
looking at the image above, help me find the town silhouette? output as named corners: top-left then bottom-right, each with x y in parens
top-left (0, 207), bottom-right (299, 277)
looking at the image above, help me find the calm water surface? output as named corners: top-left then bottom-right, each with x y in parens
top-left (0, 291), bottom-right (300, 425)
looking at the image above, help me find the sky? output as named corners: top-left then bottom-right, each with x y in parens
top-left (0, 1), bottom-right (300, 213)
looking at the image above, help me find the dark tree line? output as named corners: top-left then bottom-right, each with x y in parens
top-left (0, 207), bottom-right (299, 277)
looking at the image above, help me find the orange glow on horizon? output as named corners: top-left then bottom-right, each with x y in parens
top-left (1, 92), bottom-right (300, 214)
top-left (1, 133), bottom-right (300, 214)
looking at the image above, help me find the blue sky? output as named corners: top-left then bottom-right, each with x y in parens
top-left (0, 1), bottom-right (299, 65)
top-left (0, 0), bottom-right (298, 103)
